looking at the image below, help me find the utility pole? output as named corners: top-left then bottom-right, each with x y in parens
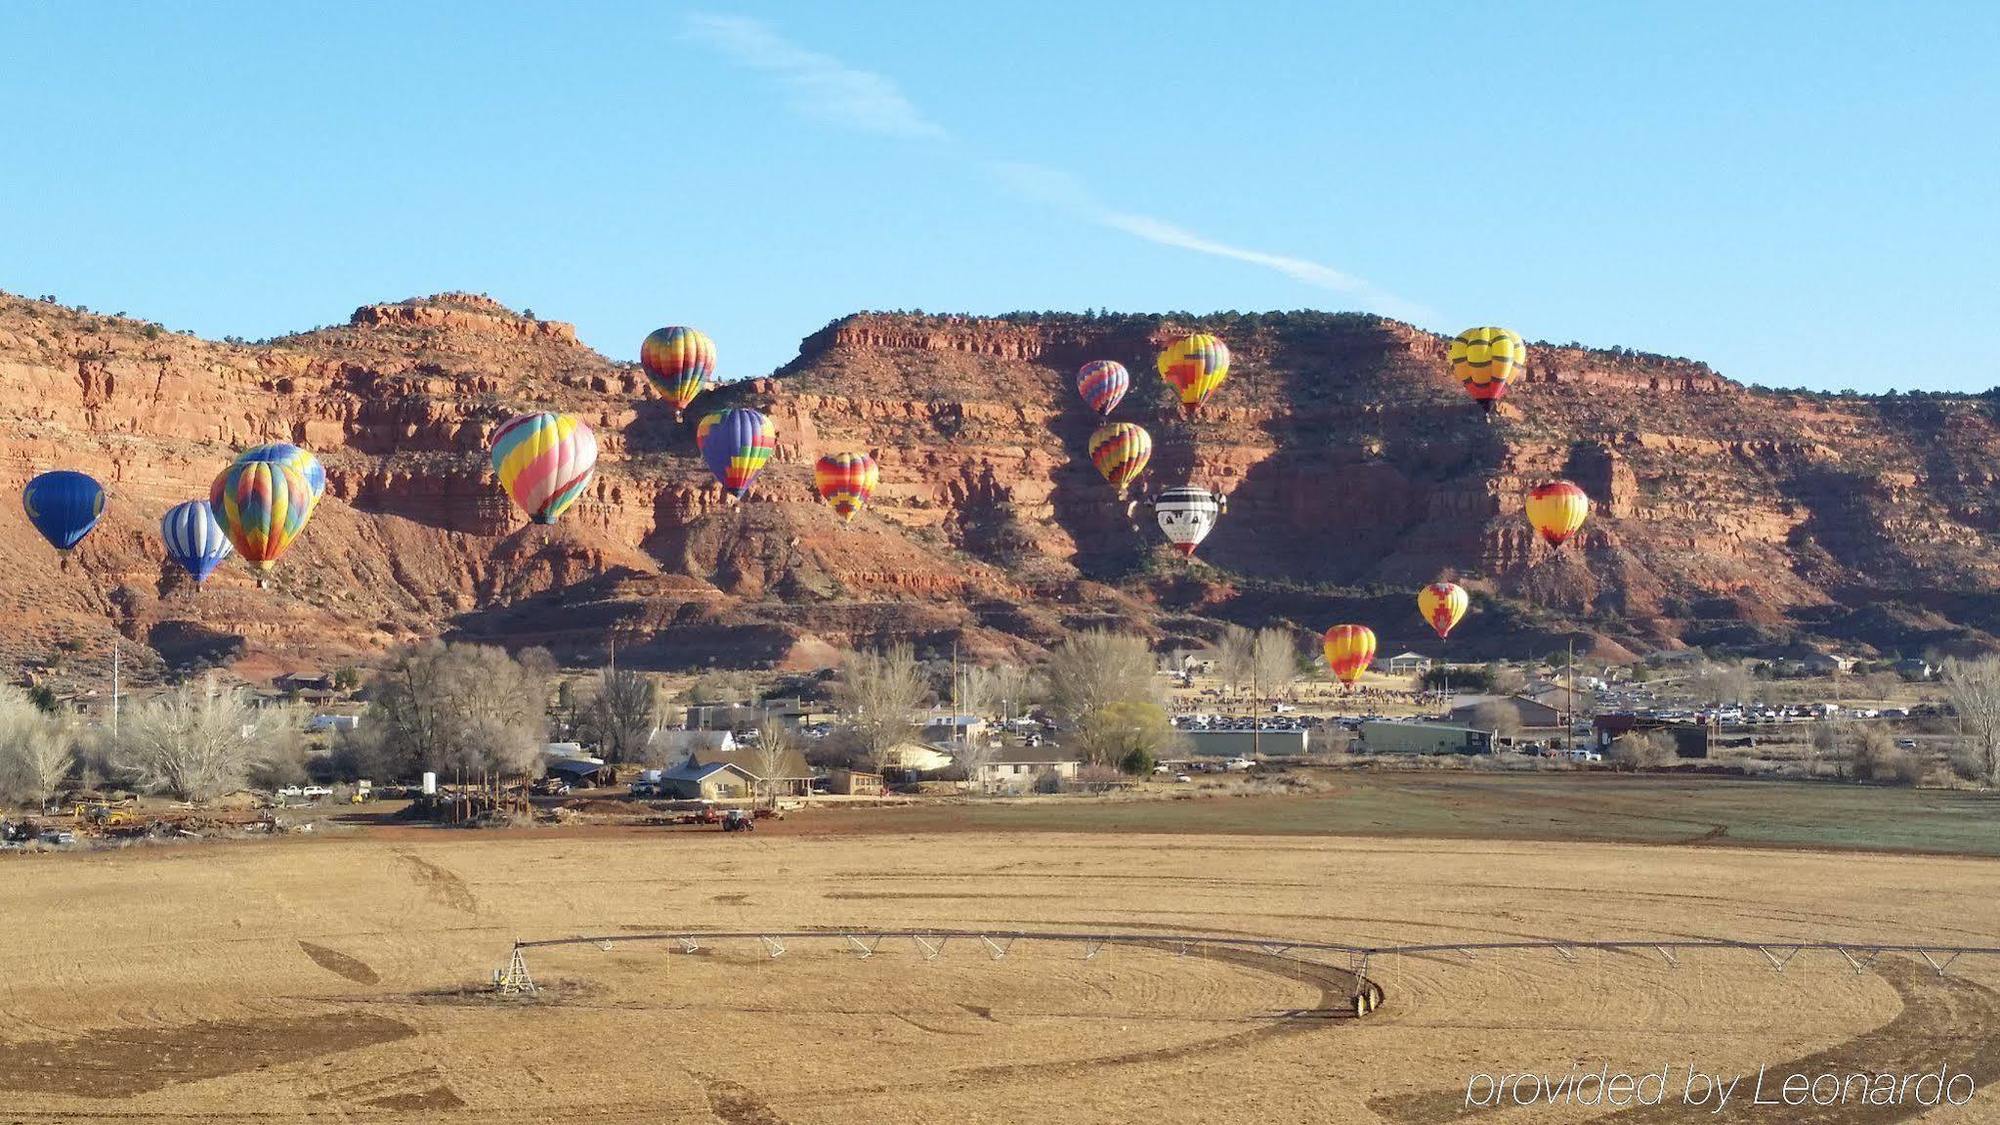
top-left (1565, 637), bottom-right (1576, 748)
top-left (1251, 655), bottom-right (1260, 761)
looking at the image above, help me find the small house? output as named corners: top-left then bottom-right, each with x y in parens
top-left (1381, 652), bottom-right (1432, 677)
top-left (969, 746), bottom-right (1082, 793)
top-left (825, 768), bottom-right (883, 796)
top-left (656, 761), bottom-right (756, 801)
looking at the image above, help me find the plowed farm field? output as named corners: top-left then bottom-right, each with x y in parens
top-left (2, 825), bottom-right (1996, 1123)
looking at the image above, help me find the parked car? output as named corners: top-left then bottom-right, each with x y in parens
top-left (300, 785), bottom-right (333, 801)
top-left (275, 785), bottom-right (304, 799)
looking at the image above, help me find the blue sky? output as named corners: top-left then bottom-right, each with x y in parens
top-left (2, 2), bottom-right (1994, 392)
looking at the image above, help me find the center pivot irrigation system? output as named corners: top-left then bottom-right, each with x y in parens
top-left (492, 928), bottom-right (2000, 1017)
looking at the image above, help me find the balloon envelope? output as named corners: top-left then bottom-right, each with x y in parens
top-left (1417, 581), bottom-right (1468, 640)
top-left (1154, 486), bottom-right (1223, 556)
top-left (210, 460), bottom-right (312, 572)
top-left (22, 470), bottom-right (105, 553)
top-left (1450, 327), bottom-right (1527, 413)
top-left (491, 412), bottom-right (598, 525)
top-left (162, 499), bottom-right (233, 584)
top-left (701, 408), bottom-right (776, 498)
top-left (235, 444), bottom-right (326, 510)
top-left (1526, 480), bottom-right (1591, 546)
top-left (1075, 361), bottom-right (1130, 416)
top-left (641, 327), bottom-right (717, 416)
top-left (1322, 625), bottom-right (1377, 685)
top-left (1088, 422), bottom-right (1152, 499)
top-left (1156, 334), bottom-right (1231, 416)
top-left (814, 452), bottom-right (878, 522)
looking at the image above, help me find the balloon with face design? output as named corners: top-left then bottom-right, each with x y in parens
top-left (1153, 486), bottom-right (1225, 557)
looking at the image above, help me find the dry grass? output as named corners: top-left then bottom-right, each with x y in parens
top-left (0, 827), bottom-right (1995, 1122)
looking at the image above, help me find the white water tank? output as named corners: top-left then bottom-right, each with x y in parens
top-left (421, 771), bottom-right (437, 795)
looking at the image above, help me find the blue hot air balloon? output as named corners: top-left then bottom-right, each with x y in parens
top-left (22, 470), bottom-right (105, 553)
top-left (161, 499), bottom-right (234, 585)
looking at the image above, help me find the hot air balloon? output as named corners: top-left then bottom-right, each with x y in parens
top-left (161, 499), bottom-right (233, 586)
top-left (1526, 480), bottom-right (1590, 546)
top-left (23, 470), bottom-right (105, 556)
top-left (815, 452), bottom-right (878, 523)
top-left (234, 443), bottom-right (326, 511)
top-left (1076, 360), bottom-right (1130, 417)
top-left (1154, 486), bottom-right (1225, 557)
top-left (1088, 422), bottom-right (1152, 499)
top-left (1322, 624), bottom-right (1377, 686)
top-left (491, 411), bottom-right (599, 525)
top-left (702, 407), bottom-right (776, 499)
top-left (1156, 333), bottom-right (1231, 417)
top-left (210, 459), bottom-right (313, 586)
top-left (1450, 327), bottom-right (1526, 417)
top-left (641, 326), bottom-right (717, 421)
top-left (1417, 581), bottom-right (1468, 640)
top-left (694, 408), bottom-right (725, 455)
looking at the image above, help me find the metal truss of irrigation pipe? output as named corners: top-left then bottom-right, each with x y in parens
top-left (492, 929), bottom-right (2000, 997)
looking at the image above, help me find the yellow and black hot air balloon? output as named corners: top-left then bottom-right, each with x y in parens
top-left (1088, 422), bottom-right (1152, 499)
top-left (1417, 582), bottom-right (1468, 640)
top-left (1450, 327), bottom-right (1526, 418)
top-left (1156, 333), bottom-right (1231, 417)
top-left (1525, 480), bottom-right (1590, 546)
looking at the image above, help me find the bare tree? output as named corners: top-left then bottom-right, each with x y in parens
top-left (989, 663), bottom-right (1037, 719)
top-left (1608, 730), bottom-right (1673, 771)
top-left (1071, 700), bottom-right (1178, 769)
top-left (1214, 625), bottom-right (1255, 700)
top-left (115, 683), bottom-right (281, 801)
top-left (1252, 628), bottom-right (1299, 703)
top-left (369, 642), bottom-right (547, 779)
top-left (749, 721), bottom-right (801, 807)
top-left (1468, 701), bottom-right (1522, 739)
top-left (1041, 631), bottom-right (1163, 731)
top-left (958, 665), bottom-right (998, 720)
top-left (833, 644), bottom-right (926, 759)
top-left (1942, 657), bottom-right (2000, 786)
top-left (0, 686), bottom-right (76, 805)
top-left (577, 668), bottom-right (659, 763)
top-left (1806, 720), bottom-right (1844, 779)
top-left (953, 738), bottom-right (998, 794)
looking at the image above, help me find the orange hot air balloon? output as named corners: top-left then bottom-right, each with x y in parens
top-left (814, 452), bottom-right (878, 523)
top-left (1322, 624), bottom-right (1377, 685)
top-left (1417, 582), bottom-right (1469, 640)
top-left (1526, 480), bottom-right (1591, 546)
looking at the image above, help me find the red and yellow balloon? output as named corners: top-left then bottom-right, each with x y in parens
top-left (814, 452), bottom-right (879, 523)
top-left (1088, 422), bottom-right (1152, 499)
top-left (1450, 327), bottom-right (1526, 415)
top-left (1156, 333), bottom-right (1231, 417)
top-left (1417, 582), bottom-right (1468, 640)
top-left (1526, 480), bottom-right (1590, 546)
top-left (1322, 624), bottom-right (1377, 685)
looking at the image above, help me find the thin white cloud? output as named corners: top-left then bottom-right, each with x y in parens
top-left (683, 14), bottom-right (947, 140)
top-left (688, 16), bottom-right (1424, 319)
top-left (992, 161), bottom-right (1434, 322)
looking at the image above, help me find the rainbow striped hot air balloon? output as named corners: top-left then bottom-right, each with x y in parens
top-left (1526, 480), bottom-right (1591, 547)
top-left (1088, 422), bottom-right (1152, 499)
top-left (1450, 327), bottom-right (1527, 417)
top-left (814, 452), bottom-right (878, 523)
top-left (161, 499), bottom-right (233, 586)
top-left (1076, 360), bottom-right (1130, 417)
top-left (641, 326), bottom-right (717, 421)
top-left (1156, 333), bottom-right (1231, 417)
top-left (1322, 624), bottom-right (1377, 686)
top-left (1417, 581), bottom-right (1468, 640)
top-left (211, 459), bottom-right (313, 586)
top-left (701, 408), bottom-right (776, 500)
top-left (491, 412), bottom-right (598, 526)
top-left (22, 470), bottom-right (105, 554)
top-left (234, 443), bottom-right (326, 512)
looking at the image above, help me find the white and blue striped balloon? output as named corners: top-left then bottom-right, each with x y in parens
top-left (161, 499), bottom-right (234, 585)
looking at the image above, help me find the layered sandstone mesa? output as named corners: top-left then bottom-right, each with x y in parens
top-left (0, 290), bottom-right (1995, 690)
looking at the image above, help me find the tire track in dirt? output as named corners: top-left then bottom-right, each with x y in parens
top-left (394, 849), bottom-right (479, 915)
top-left (1366, 957), bottom-right (2000, 1124)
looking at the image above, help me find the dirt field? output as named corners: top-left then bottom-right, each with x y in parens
top-left (4, 818), bottom-right (1997, 1124)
